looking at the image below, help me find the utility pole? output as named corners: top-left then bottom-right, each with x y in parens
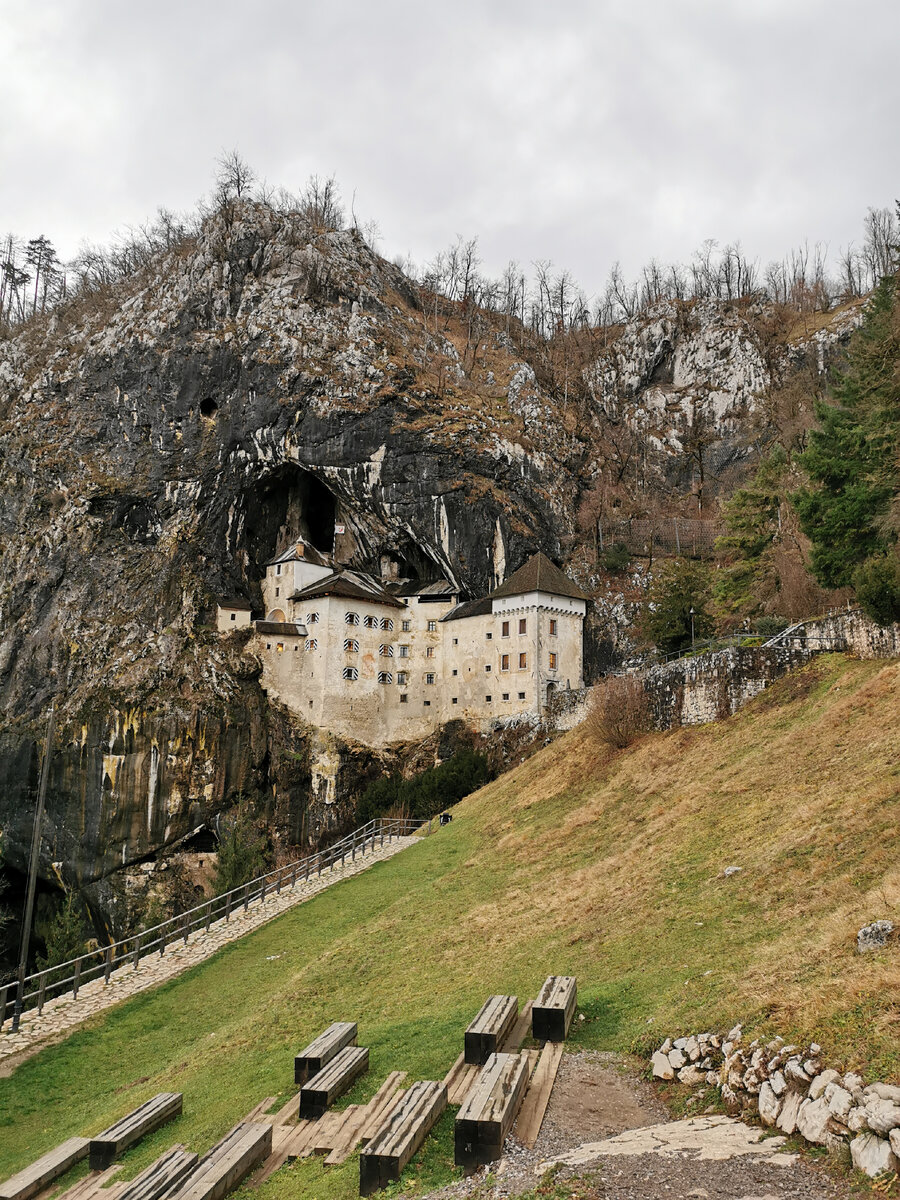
top-left (11, 701), bottom-right (55, 1033)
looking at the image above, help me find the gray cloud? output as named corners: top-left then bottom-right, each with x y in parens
top-left (1, 0), bottom-right (897, 299)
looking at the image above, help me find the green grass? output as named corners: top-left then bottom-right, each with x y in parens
top-left (1, 655), bottom-right (898, 1200)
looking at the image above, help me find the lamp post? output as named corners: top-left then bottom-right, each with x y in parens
top-left (689, 606), bottom-right (696, 650)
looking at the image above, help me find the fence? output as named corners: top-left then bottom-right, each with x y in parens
top-left (601, 517), bottom-right (725, 560)
top-left (1, 815), bottom-right (428, 1033)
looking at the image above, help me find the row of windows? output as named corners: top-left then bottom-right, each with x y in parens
top-left (344, 612), bottom-right (395, 629)
top-left (297, 641), bottom-right (556, 671)
top-left (306, 613), bottom-right (559, 637)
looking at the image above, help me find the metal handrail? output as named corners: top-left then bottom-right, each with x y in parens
top-left (1, 815), bottom-right (430, 1032)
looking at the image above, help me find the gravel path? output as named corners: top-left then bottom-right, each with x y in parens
top-left (426, 1051), bottom-right (855, 1200)
top-left (0, 835), bottom-right (417, 1071)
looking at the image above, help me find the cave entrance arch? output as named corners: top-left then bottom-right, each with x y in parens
top-left (242, 464), bottom-right (338, 581)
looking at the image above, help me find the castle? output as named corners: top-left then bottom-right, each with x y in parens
top-left (217, 545), bottom-right (587, 748)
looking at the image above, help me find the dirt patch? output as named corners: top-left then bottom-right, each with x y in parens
top-left (542, 1050), bottom-right (667, 1143)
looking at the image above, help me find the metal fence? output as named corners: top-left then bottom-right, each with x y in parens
top-left (1, 815), bottom-right (428, 1033)
top-left (601, 517), bottom-right (725, 560)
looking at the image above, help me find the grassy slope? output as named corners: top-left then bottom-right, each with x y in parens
top-left (1, 655), bottom-right (898, 1198)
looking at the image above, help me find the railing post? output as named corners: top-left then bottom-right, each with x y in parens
top-left (260, 879), bottom-right (267, 905)
top-left (318, 853), bottom-right (322, 877)
top-left (291, 864), bottom-right (297, 889)
top-left (104, 945), bottom-right (114, 984)
top-left (0, 984), bottom-right (8, 1031)
top-left (37, 974), bottom-right (47, 1014)
top-left (243, 883), bottom-right (250, 912)
top-left (225, 892), bottom-right (232, 923)
top-left (159, 927), bottom-right (166, 957)
top-left (276, 870), bottom-right (282, 895)
top-left (205, 902), bottom-right (213, 933)
top-left (73, 957), bottom-right (82, 998)
top-left (132, 935), bottom-right (141, 971)
top-left (305, 858), bottom-right (311, 882)
top-left (182, 913), bottom-right (189, 945)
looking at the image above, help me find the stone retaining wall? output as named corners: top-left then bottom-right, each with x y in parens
top-left (651, 1026), bottom-right (900, 1179)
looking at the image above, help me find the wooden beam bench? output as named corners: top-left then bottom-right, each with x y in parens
top-left (464, 996), bottom-right (518, 1066)
top-left (0, 1137), bottom-right (90, 1200)
top-left (294, 1022), bottom-right (358, 1086)
top-left (90, 1094), bottom-right (183, 1169)
top-left (531, 976), bottom-right (577, 1042)
top-left (117, 1146), bottom-right (199, 1200)
top-left (299, 1045), bottom-right (369, 1120)
top-left (454, 1053), bottom-right (529, 1169)
top-left (359, 1081), bottom-right (447, 1196)
top-left (168, 1123), bottom-right (271, 1200)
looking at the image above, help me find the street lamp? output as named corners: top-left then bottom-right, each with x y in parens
top-left (689, 607), bottom-right (696, 649)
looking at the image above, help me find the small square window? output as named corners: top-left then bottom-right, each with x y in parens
top-left (425, 672), bottom-right (435, 685)
top-left (424, 699), bottom-right (431, 706)
top-left (485, 632), bottom-right (492, 640)
top-left (518, 691), bottom-right (525, 700)
top-left (266, 642), bottom-right (271, 650)
top-left (426, 646), bottom-right (435, 658)
top-left (427, 620), bottom-right (437, 632)
top-left (485, 664), bottom-right (491, 672)
top-left (452, 669), bottom-right (458, 676)
top-left (276, 642), bottom-right (284, 652)
top-left (502, 693), bottom-right (509, 701)
top-left (399, 693), bottom-right (408, 703)
top-left (485, 695), bottom-right (492, 703)
top-left (402, 619), bottom-right (411, 631)
top-left (452, 637), bottom-right (458, 645)
top-left (452, 697), bottom-right (458, 704)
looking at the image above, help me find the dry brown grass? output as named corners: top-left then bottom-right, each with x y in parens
top-left (585, 674), bottom-right (652, 749)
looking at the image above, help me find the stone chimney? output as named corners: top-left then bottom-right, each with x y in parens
top-left (295, 540), bottom-right (305, 557)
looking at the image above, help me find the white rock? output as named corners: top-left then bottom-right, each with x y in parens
top-left (673, 1036), bottom-right (688, 1050)
top-left (863, 1098), bottom-right (900, 1136)
top-left (758, 1081), bottom-right (782, 1127)
top-left (850, 1133), bottom-right (899, 1178)
top-left (803, 1059), bottom-right (821, 1077)
top-left (809, 1068), bottom-right (841, 1100)
top-left (847, 1106), bottom-right (869, 1133)
top-left (843, 1072), bottom-right (865, 1100)
top-left (659, 1038), bottom-right (673, 1054)
top-left (857, 919), bottom-right (894, 953)
top-left (825, 1084), bottom-right (853, 1121)
top-left (706, 1070), bottom-right (719, 1086)
top-left (797, 1097), bottom-right (840, 1147)
top-left (769, 1070), bottom-right (787, 1097)
top-left (726, 1024), bottom-right (743, 1043)
top-left (685, 1035), bottom-right (701, 1061)
top-left (809, 1042), bottom-right (821, 1054)
top-left (866, 1082), bottom-right (900, 1103)
top-left (678, 1066), bottom-right (708, 1086)
top-left (651, 1051), bottom-right (674, 1080)
top-left (891, 1129), bottom-right (900, 1157)
top-left (668, 1048), bottom-right (687, 1069)
top-left (777, 1091), bottom-right (803, 1135)
top-left (785, 1059), bottom-right (811, 1086)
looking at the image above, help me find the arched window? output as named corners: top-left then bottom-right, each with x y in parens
top-left (344, 638), bottom-right (359, 653)
top-left (379, 644), bottom-right (394, 657)
top-left (306, 612), bottom-right (319, 624)
top-left (342, 666), bottom-right (358, 681)
top-left (364, 615), bottom-right (378, 628)
top-left (345, 611), bottom-right (359, 626)
top-left (305, 638), bottom-right (318, 651)
top-left (378, 671), bottom-right (393, 684)
top-left (380, 617), bottom-right (394, 631)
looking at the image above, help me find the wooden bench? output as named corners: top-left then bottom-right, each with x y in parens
top-left (90, 1094), bottom-right (183, 1169)
top-left (359, 1081), bottom-right (447, 1196)
top-left (454, 1053), bottom-right (529, 1169)
top-left (117, 1146), bottom-right (198, 1200)
top-left (168, 1124), bottom-right (271, 1200)
top-left (464, 996), bottom-right (518, 1065)
top-left (531, 976), bottom-right (577, 1042)
top-left (294, 1021), bottom-right (358, 1086)
top-left (299, 1045), bottom-right (369, 1120)
top-left (0, 1137), bottom-right (90, 1200)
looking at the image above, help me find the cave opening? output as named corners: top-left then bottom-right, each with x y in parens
top-left (242, 465), bottom-right (338, 582)
top-left (199, 397), bottom-right (219, 418)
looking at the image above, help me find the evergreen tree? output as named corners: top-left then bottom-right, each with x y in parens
top-left (639, 558), bottom-right (715, 653)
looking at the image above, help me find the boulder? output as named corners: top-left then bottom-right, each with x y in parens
top-left (651, 1051), bottom-right (674, 1080)
top-left (809, 1068), bottom-right (841, 1100)
top-left (797, 1097), bottom-right (841, 1147)
top-left (850, 1133), bottom-right (899, 1178)
top-left (824, 1083), bottom-right (853, 1121)
top-left (891, 1129), bottom-right (900, 1157)
top-left (668, 1048), bottom-right (687, 1069)
top-left (866, 1082), bottom-right (900, 1103)
top-left (758, 1081), bottom-right (782, 1127)
top-left (726, 1024), bottom-right (743, 1043)
top-left (857, 920), bottom-right (894, 952)
top-left (847, 1106), bottom-right (869, 1133)
top-left (863, 1098), bottom-right (900, 1136)
top-left (684, 1035), bottom-right (701, 1062)
top-left (678, 1066), bottom-right (708, 1086)
top-left (659, 1038), bottom-right (673, 1055)
top-left (769, 1070), bottom-right (787, 1097)
top-left (776, 1091), bottom-right (803, 1135)
top-left (785, 1059), bottom-right (811, 1086)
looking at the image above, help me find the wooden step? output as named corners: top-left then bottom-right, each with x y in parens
top-left (294, 1022), bottom-right (357, 1086)
top-left (117, 1146), bottom-right (198, 1200)
top-left (0, 1137), bottom-right (90, 1200)
top-left (514, 1042), bottom-right (563, 1148)
top-left (90, 1094), bottom-right (183, 1170)
top-left (464, 996), bottom-right (518, 1066)
top-left (299, 1046), bottom-right (369, 1120)
top-left (531, 977), bottom-right (577, 1043)
top-left (455, 1053), bottom-right (529, 1169)
top-left (168, 1124), bottom-right (271, 1200)
top-left (360, 1082), bottom-right (447, 1196)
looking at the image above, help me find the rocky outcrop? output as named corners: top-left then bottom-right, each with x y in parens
top-left (651, 1027), bottom-right (900, 1179)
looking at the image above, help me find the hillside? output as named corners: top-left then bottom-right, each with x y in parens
top-left (1, 653), bottom-right (897, 1195)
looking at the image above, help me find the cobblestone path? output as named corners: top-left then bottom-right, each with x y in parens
top-left (0, 835), bottom-right (418, 1064)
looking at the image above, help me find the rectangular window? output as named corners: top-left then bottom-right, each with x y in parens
top-left (549, 652), bottom-right (558, 670)
top-left (424, 699), bottom-right (431, 706)
top-left (519, 652), bottom-right (528, 669)
top-left (275, 587), bottom-right (279, 597)
top-left (401, 619), bottom-right (411, 631)
top-left (425, 673), bottom-right (435, 685)
top-left (379, 644), bottom-right (394, 657)
top-left (266, 642), bottom-right (271, 650)
top-left (485, 631), bottom-right (492, 640)
top-left (518, 691), bottom-right (526, 700)
top-left (502, 620), bottom-right (510, 637)
top-left (230, 613), bottom-right (236, 621)
top-left (343, 666), bottom-right (358, 681)
top-left (399, 693), bottom-right (408, 703)
top-left (519, 618), bottom-right (527, 635)
top-left (307, 612), bottom-right (319, 624)
top-left (399, 644), bottom-right (410, 658)
top-left (452, 669), bottom-right (458, 676)
top-left (276, 564), bottom-right (282, 575)
top-left (344, 638), bottom-right (359, 652)
top-left (378, 671), bottom-right (392, 684)
top-left (276, 642), bottom-right (284, 653)
top-left (305, 638), bottom-right (318, 651)
top-left (381, 618), bottom-right (394, 631)
top-left (501, 654), bottom-right (509, 671)
top-left (452, 697), bottom-right (458, 704)
top-left (485, 664), bottom-right (491, 672)
top-left (452, 637), bottom-right (458, 645)
top-left (485, 695), bottom-right (492, 703)
top-left (502, 693), bottom-right (510, 701)
top-left (425, 646), bottom-right (435, 659)
top-left (396, 671), bottom-right (407, 685)
top-left (364, 615), bottom-right (378, 628)
top-left (549, 619), bottom-right (558, 636)
top-left (427, 620), bottom-right (437, 632)
top-left (345, 611), bottom-right (359, 626)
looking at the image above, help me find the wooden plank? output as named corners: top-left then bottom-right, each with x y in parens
top-left (464, 996), bottom-right (517, 1066)
top-left (514, 1042), bottom-right (563, 1149)
top-left (447, 1064), bottom-right (479, 1107)
top-left (0, 1138), bottom-right (90, 1200)
top-left (323, 1106), bottom-right (367, 1165)
top-left (442, 1053), bottom-right (465, 1094)
top-left (270, 1092), bottom-right (302, 1128)
top-left (299, 1046), bottom-right (368, 1120)
top-left (247, 1126), bottom-right (295, 1188)
top-left (359, 1083), bottom-right (447, 1196)
top-left (169, 1124), bottom-right (271, 1200)
top-left (294, 1022), bottom-right (357, 1086)
top-left (240, 1098), bottom-right (277, 1125)
top-left (358, 1079), bottom-right (408, 1148)
top-left (500, 1001), bottom-right (533, 1053)
top-left (531, 977), bottom-right (576, 1043)
top-left (455, 1053), bottom-right (529, 1169)
top-left (311, 1111), bottom-right (343, 1155)
top-left (117, 1146), bottom-right (198, 1200)
top-left (55, 1166), bottom-right (122, 1200)
top-left (90, 1094), bottom-right (183, 1170)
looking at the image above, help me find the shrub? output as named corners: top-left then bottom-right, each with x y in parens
top-left (587, 675), bottom-right (651, 749)
top-left (639, 558), bottom-right (714, 653)
top-left (214, 805), bottom-right (273, 895)
top-left (358, 748), bottom-right (493, 823)
top-left (853, 551), bottom-right (900, 626)
top-left (600, 542), bottom-right (632, 573)
top-left (36, 892), bottom-right (88, 979)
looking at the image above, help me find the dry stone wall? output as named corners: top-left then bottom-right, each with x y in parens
top-left (651, 1026), bottom-right (900, 1179)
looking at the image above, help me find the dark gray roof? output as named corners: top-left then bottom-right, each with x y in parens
top-left (266, 542), bottom-right (332, 569)
top-left (489, 552), bottom-right (590, 602)
top-left (291, 569), bottom-right (405, 609)
top-left (255, 621), bottom-right (307, 636)
top-left (218, 598), bottom-right (253, 611)
top-left (442, 596), bottom-right (493, 623)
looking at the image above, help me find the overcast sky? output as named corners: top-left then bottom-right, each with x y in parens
top-left (1, 0), bottom-right (897, 299)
